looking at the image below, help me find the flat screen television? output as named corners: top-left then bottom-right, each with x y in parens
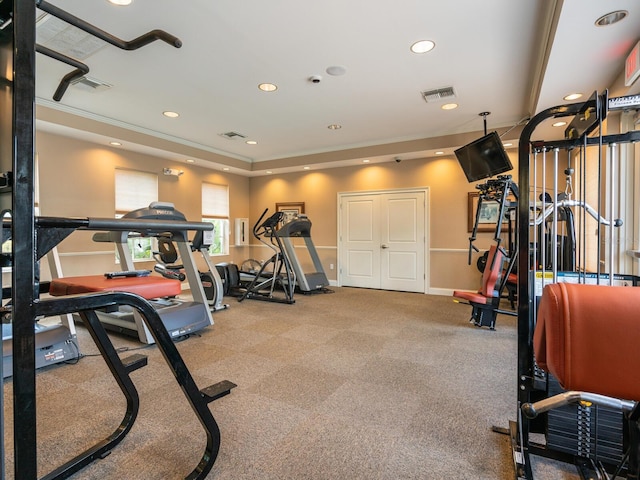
top-left (454, 131), bottom-right (513, 183)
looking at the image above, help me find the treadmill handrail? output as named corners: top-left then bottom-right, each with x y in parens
top-left (35, 215), bottom-right (213, 233)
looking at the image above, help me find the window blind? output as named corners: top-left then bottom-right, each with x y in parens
top-left (115, 169), bottom-right (158, 213)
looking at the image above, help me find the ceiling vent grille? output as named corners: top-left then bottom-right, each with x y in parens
top-left (36, 13), bottom-right (107, 60)
top-left (70, 76), bottom-right (112, 92)
top-left (421, 86), bottom-right (456, 103)
top-left (219, 131), bottom-right (247, 140)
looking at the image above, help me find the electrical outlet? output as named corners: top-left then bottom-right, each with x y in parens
top-left (330, 264), bottom-right (334, 270)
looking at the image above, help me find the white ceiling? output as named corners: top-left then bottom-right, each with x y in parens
top-left (34, 0), bottom-right (640, 176)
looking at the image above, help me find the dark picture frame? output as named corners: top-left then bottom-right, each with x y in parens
top-left (275, 202), bottom-right (305, 226)
top-left (467, 192), bottom-right (501, 233)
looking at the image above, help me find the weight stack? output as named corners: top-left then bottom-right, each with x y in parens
top-left (546, 375), bottom-right (625, 466)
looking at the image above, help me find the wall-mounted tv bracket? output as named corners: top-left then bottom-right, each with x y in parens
top-left (35, 0), bottom-right (182, 101)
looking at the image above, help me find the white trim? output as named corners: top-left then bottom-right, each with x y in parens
top-left (57, 250), bottom-right (115, 257)
top-left (430, 248), bottom-right (469, 253)
top-left (337, 186), bottom-right (430, 196)
top-left (247, 243), bottom-right (336, 250)
top-left (37, 98), bottom-right (253, 163)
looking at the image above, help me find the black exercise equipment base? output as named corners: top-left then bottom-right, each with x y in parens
top-left (35, 291), bottom-right (236, 480)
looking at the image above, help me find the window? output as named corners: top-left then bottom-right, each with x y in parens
top-left (202, 183), bottom-right (229, 255)
top-left (115, 169), bottom-right (158, 261)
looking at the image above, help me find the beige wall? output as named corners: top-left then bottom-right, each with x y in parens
top-left (250, 152), bottom-right (518, 292)
top-left (33, 130), bottom-right (517, 293)
top-left (36, 131), bottom-right (250, 279)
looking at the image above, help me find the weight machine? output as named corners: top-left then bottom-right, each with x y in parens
top-left (2, 3), bottom-right (234, 479)
top-left (510, 91), bottom-right (640, 479)
top-left (456, 175), bottom-right (519, 328)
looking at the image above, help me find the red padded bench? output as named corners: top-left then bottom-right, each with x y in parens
top-left (534, 282), bottom-right (640, 400)
top-left (49, 275), bottom-right (181, 300)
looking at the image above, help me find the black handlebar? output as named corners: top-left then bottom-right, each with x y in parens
top-left (36, 1), bottom-right (182, 50)
top-left (252, 209), bottom-right (284, 238)
top-left (36, 0), bottom-right (182, 101)
top-left (35, 45), bottom-right (90, 101)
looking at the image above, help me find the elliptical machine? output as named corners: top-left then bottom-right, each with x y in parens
top-left (238, 209), bottom-right (296, 304)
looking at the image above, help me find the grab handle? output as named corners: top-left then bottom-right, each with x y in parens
top-left (36, 1), bottom-right (182, 50)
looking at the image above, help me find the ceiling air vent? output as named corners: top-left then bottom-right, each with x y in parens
top-left (36, 13), bottom-right (107, 60)
top-left (219, 131), bottom-right (247, 140)
top-left (70, 76), bottom-right (112, 93)
top-left (421, 86), bottom-right (456, 103)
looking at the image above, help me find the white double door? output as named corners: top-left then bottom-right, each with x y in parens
top-left (339, 189), bottom-right (427, 292)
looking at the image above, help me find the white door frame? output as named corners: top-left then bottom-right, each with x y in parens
top-left (337, 187), bottom-right (430, 293)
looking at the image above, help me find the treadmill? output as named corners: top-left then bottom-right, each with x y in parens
top-left (50, 202), bottom-right (214, 344)
top-left (1, 228), bottom-right (80, 378)
top-left (2, 322), bottom-right (78, 378)
top-left (276, 214), bottom-right (330, 292)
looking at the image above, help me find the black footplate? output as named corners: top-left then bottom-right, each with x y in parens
top-left (200, 380), bottom-right (237, 403)
top-left (121, 353), bottom-right (148, 373)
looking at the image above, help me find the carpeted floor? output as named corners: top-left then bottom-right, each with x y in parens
top-left (3, 287), bottom-right (589, 479)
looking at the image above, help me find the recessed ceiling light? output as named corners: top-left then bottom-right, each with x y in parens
top-left (246, 140), bottom-right (257, 145)
top-left (258, 83), bottom-right (277, 92)
top-left (595, 10), bottom-right (628, 27)
top-left (303, 166), bottom-right (310, 170)
top-left (108, 0), bottom-right (132, 5)
top-left (222, 167), bottom-right (230, 171)
top-left (552, 121), bottom-right (567, 127)
top-left (410, 40), bottom-right (435, 54)
top-left (435, 151), bottom-right (444, 155)
top-left (109, 141), bottom-right (121, 146)
top-left (266, 170), bottom-right (273, 174)
top-left (163, 111), bottom-right (179, 118)
top-left (502, 143), bottom-right (513, 148)
top-left (564, 93), bottom-right (583, 101)
top-left (327, 124), bottom-right (342, 130)
top-left (441, 103), bottom-right (458, 110)
top-left (362, 159), bottom-right (370, 163)
top-left (185, 159), bottom-right (195, 163)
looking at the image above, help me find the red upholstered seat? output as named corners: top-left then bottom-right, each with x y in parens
top-left (535, 282), bottom-right (640, 401)
top-left (49, 275), bottom-right (182, 300)
top-left (452, 290), bottom-right (492, 305)
top-left (453, 245), bottom-right (504, 303)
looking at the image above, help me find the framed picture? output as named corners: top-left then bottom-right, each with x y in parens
top-left (467, 192), bottom-right (503, 233)
top-left (275, 202), bottom-right (305, 226)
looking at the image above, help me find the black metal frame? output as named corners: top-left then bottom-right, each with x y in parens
top-left (6, 2), bottom-right (234, 479)
top-left (512, 92), bottom-right (640, 479)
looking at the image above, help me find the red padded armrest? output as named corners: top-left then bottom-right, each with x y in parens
top-left (49, 275), bottom-right (182, 300)
top-left (535, 282), bottom-right (640, 401)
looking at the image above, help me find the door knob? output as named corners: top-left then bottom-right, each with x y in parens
top-left (381, 244), bottom-right (389, 249)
